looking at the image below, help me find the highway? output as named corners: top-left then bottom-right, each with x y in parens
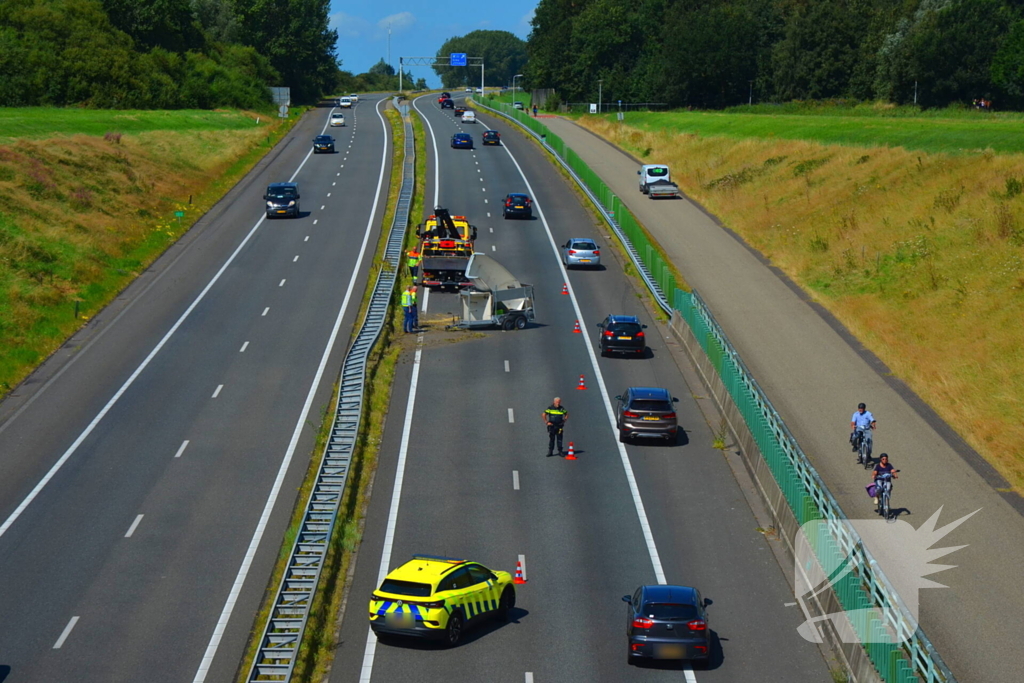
top-left (327, 95), bottom-right (832, 682)
top-left (0, 96), bottom-right (392, 682)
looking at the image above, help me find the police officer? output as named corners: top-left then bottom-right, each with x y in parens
top-left (541, 397), bottom-right (568, 456)
top-left (406, 249), bottom-right (421, 279)
top-left (401, 285), bottom-right (417, 333)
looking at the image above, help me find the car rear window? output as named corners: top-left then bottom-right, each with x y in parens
top-left (572, 241), bottom-right (597, 250)
top-left (647, 167), bottom-right (669, 177)
top-left (378, 579), bottom-right (433, 597)
top-left (630, 399), bottom-right (673, 412)
top-left (609, 322), bottom-right (642, 333)
top-left (643, 603), bottom-right (698, 620)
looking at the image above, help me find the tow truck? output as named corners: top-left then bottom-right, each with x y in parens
top-left (417, 207), bottom-right (478, 290)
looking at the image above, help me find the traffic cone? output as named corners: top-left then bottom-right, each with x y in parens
top-left (572, 320), bottom-right (581, 334)
top-left (576, 374), bottom-right (587, 390)
top-left (565, 442), bottom-right (577, 460)
top-left (561, 283), bottom-right (569, 295)
top-left (513, 560), bottom-right (527, 584)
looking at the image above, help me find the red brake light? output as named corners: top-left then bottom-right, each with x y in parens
top-left (623, 411), bottom-right (639, 418)
top-left (664, 412), bottom-right (676, 420)
top-left (593, 250), bottom-right (600, 255)
top-left (632, 617), bottom-right (654, 629)
top-left (687, 619), bottom-right (706, 631)
top-left (506, 199), bottom-right (512, 206)
top-left (603, 330), bottom-right (614, 337)
top-left (636, 331), bottom-right (645, 337)
top-left (568, 249), bottom-right (577, 255)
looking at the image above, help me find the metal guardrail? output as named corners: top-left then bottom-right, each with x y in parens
top-left (479, 98), bottom-right (952, 683)
top-left (246, 99), bottom-right (415, 682)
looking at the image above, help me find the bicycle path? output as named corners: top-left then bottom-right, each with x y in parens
top-left (541, 115), bottom-right (1024, 683)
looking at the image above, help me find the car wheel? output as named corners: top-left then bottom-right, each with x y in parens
top-left (692, 657), bottom-right (710, 670)
top-left (515, 315), bottom-right (527, 330)
top-left (618, 429), bottom-right (628, 443)
top-left (444, 612), bottom-right (464, 647)
top-left (497, 587), bottom-right (516, 622)
top-left (626, 650), bottom-right (635, 666)
top-left (502, 317), bottom-right (516, 331)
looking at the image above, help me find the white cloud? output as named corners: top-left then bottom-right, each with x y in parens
top-left (377, 12), bottom-right (416, 34)
top-left (330, 12), bottom-right (372, 39)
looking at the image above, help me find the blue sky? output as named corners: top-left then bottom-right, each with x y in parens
top-left (330, 0), bottom-right (536, 87)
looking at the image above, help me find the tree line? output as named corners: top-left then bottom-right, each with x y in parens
top-left (525, 0), bottom-right (1024, 110)
top-left (0, 0), bottom-right (338, 108)
top-left (432, 31), bottom-right (528, 89)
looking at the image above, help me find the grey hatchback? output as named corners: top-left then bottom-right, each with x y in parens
top-left (615, 387), bottom-right (678, 442)
top-left (624, 585), bottom-right (710, 666)
top-left (561, 238), bottom-right (601, 268)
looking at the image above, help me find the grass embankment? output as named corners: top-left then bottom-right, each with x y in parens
top-left (576, 114), bottom-right (1024, 492)
top-left (237, 103), bottom-right (427, 683)
top-left (0, 107), bottom-right (299, 395)
top-left (588, 105), bottom-right (1024, 154)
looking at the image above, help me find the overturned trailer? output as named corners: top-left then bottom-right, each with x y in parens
top-left (450, 254), bottom-right (535, 331)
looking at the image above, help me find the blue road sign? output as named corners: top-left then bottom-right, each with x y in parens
top-left (450, 53), bottom-right (467, 67)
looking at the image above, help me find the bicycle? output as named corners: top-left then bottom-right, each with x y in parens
top-left (875, 470), bottom-right (899, 521)
top-left (853, 427), bottom-right (873, 467)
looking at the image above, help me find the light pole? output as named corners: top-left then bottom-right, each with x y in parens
top-left (598, 79), bottom-right (603, 114)
top-left (748, 80), bottom-right (753, 106)
top-left (512, 73), bottom-right (523, 95)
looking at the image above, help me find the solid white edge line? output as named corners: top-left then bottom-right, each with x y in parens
top-left (508, 408), bottom-right (515, 423)
top-left (513, 470), bottom-right (520, 490)
top-left (174, 440), bottom-right (190, 458)
top-left (495, 132), bottom-right (668, 585)
top-left (0, 104), bottom-right (341, 541)
top-left (125, 514), bottom-right (144, 538)
top-left (358, 341), bottom-right (423, 683)
top-left (192, 97), bottom-right (391, 683)
top-left (412, 95), bottom-right (442, 206)
top-left (53, 616), bottom-right (79, 649)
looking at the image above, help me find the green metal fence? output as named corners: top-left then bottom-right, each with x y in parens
top-left (479, 98), bottom-right (952, 683)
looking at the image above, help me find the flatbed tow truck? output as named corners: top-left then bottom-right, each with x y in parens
top-left (416, 207), bottom-right (478, 290)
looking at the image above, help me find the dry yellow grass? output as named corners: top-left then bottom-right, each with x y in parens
top-left (579, 118), bottom-right (1024, 491)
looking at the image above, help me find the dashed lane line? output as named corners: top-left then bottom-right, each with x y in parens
top-left (124, 514), bottom-right (144, 538)
top-left (211, 385), bottom-right (223, 398)
top-left (52, 616), bottom-right (79, 649)
top-left (174, 440), bottom-right (190, 458)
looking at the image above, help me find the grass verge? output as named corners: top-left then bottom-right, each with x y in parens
top-left (0, 107), bottom-right (304, 397)
top-left (234, 102), bottom-right (425, 683)
top-left (574, 115), bottom-right (1024, 493)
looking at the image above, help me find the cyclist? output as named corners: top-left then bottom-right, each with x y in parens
top-left (850, 402), bottom-right (876, 464)
top-left (871, 453), bottom-right (898, 513)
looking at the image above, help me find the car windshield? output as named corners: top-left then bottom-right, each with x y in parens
top-left (647, 167), bottom-right (669, 177)
top-left (378, 579), bottom-right (433, 597)
top-left (630, 399), bottom-right (673, 412)
top-left (267, 188), bottom-right (296, 199)
top-left (316, 137), bottom-right (330, 142)
top-left (572, 241), bottom-right (597, 251)
top-left (608, 322), bottom-right (642, 333)
top-left (332, 114), bottom-right (343, 118)
top-left (643, 603), bottom-right (698, 621)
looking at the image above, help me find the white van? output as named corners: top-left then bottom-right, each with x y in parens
top-left (339, 97), bottom-right (353, 108)
top-left (461, 111), bottom-right (476, 124)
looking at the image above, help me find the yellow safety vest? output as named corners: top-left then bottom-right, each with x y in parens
top-left (401, 291), bottom-right (413, 307)
top-left (407, 253), bottom-right (421, 267)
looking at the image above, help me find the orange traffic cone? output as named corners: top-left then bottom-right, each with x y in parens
top-left (561, 283), bottom-right (569, 295)
top-left (572, 320), bottom-right (581, 334)
top-left (565, 442), bottom-right (577, 460)
top-left (576, 374), bottom-right (587, 390)
top-left (513, 559), bottom-right (527, 584)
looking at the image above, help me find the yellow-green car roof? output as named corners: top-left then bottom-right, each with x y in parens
top-left (386, 554), bottom-right (467, 585)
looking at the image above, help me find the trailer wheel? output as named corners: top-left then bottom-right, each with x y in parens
top-left (514, 316), bottom-right (527, 330)
top-left (502, 317), bottom-right (516, 331)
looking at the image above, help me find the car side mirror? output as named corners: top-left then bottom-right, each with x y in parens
top-left (637, 170), bottom-right (641, 175)
top-left (472, 227), bottom-right (478, 240)
top-left (703, 598), bottom-right (712, 608)
top-left (642, 324), bottom-right (648, 329)
top-left (614, 395), bottom-right (622, 401)
top-left (596, 323), bottom-right (603, 328)
top-left (672, 397), bottom-right (680, 402)
top-left (262, 195), bottom-right (267, 200)
top-left (622, 595), bottom-right (632, 603)
top-left (294, 194), bottom-right (300, 199)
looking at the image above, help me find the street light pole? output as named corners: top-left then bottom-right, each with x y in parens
top-left (748, 80), bottom-right (753, 106)
top-left (513, 73), bottom-right (523, 94)
top-left (598, 79), bottom-right (603, 114)
top-left (480, 62), bottom-right (485, 97)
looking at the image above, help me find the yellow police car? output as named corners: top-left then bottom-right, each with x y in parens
top-left (369, 554), bottom-right (516, 646)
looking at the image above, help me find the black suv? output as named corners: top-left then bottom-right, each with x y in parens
top-left (482, 130), bottom-right (501, 145)
top-left (264, 182), bottom-right (300, 218)
top-left (441, 98), bottom-right (454, 109)
top-left (502, 193), bottom-right (532, 219)
top-left (313, 135), bottom-right (335, 153)
top-left (615, 387), bottom-right (678, 443)
top-left (598, 315), bottom-right (647, 356)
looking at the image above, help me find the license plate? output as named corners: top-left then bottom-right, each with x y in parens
top-left (580, 259), bottom-right (591, 263)
top-left (643, 416), bottom-right (659, 421)
top-left (386, 613), bottom-right (414, 628)
top-left (514, 205), bottom-right (524, 209)
top-left (277, 210), bottom-right (286, 214)
top-left (654, 644), bottom-right (684, 659)
top-left (618, 336), bottom-right (632, 340)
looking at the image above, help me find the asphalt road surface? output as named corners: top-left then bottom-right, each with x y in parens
top-left (326, 95), bottom-right (832, 682)
top-left (0, 96), bottom-right (392, 682)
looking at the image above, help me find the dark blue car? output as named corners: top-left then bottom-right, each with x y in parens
top-left (451, 133), bottom-right (473, 149)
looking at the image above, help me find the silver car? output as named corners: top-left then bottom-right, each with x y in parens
top-left (562, 238), bottom-right (601, 268)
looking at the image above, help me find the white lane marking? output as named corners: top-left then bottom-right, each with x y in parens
top-left (412, 96), bottom-right (442, 206)
top-left (337, 172), bottom-right (340, 176)
top-left (313, 219), bottom-right (318, 225)
top-left (484, 199), bottom-right (488, 203)
top-left (261, 307), bottom-right (269, 317)
top-left (53, 616), bottom-right (79, 649)
top-left (332, 182), bottom-right (336, 186)
top-left (513, 470), bottom-right (520, 490)
top-left (211, 385), bottom-right (223, 398)
top-left (508, 408), bottom-right (515, 423)
top-left (525, 674), bottom-right (533, 683)
top-left (518, 554), bottom-right (528, 581)
top-left (488, 213), bottom-right (492, 219)
top-left (174, 440), bottom-right (190, 458)
top-left (278, 279), bottom-right (286, 287)
top-left (491, 245), bottom-right (496, 252)
top-left (304, 236), bottom-right (309, 242)
top-left (320, 205), bottom-right (325, 210)
top-left (239, 341), bottom-right (249, 353)
top-left (421, 287), bottom-right (429, 313)
top-left (293, 255), bottom-right (299, 262)
top-left (498, 140), bottom-right (668, 585)
top-left (359, 341), bottom-right (424, 683)
top-left (125, 514), bottom-right (144, 538)
top-left (479, 177), bottom-right (484, 182)
top-left (684, 664), bottom-right (698, 682)
top-left (504, 360), bottom-right (510, 372)
top-left (327, 193), bottom-right (331, 197)
top-left (482, 188), bottom-right (486, 192)
top-left (193, 98), bottom-right (391, 683)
